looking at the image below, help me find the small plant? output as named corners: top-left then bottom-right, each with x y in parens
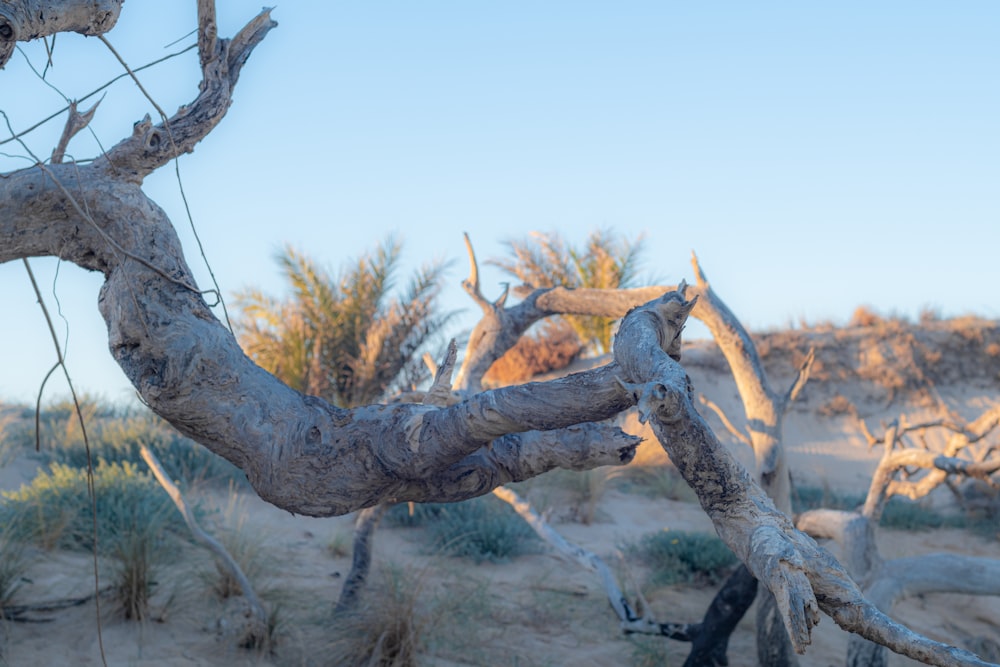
top-left (327, 566), bottom-right (425, 667)
top-left (627, 529), bottom-right (737, 586)
top-left (111, 525), bottom-right (159, 620)
top-left (790, 483), bottom-right (864, 514)
top-left (482, 321), bottom-right (583, 387)
top-left (385, 497), bottom-right (539, 563)
top-left (209, 491), bottom-right (273, 600)
top-left (326, 531), bottom-right (351, 559)
top-left (879, 497), bottom-right (960, 531)
top-left (0, 460), bottom-right (183, 553)
top-left (0, 526), bottom-right (28, 612)
top-left (629, 634), bottom-right (672, 667)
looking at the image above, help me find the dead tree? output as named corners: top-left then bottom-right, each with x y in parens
top-left (1, 2), bottom-right (997, 665)
top-left (796, 410), bottom-right (1000, 667)
top-left (687, 254), bottom-right (815, 666)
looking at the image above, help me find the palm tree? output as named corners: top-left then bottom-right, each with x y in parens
top-left (235, 238), bottom-right (453, 407)
top-left (488, 228), bottom-right (645, 354)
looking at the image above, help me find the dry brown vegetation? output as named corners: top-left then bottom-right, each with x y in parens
top-left (721, 313), bottom-right (1000, 411)
top-left (482, 321), bottom-right (584, 387)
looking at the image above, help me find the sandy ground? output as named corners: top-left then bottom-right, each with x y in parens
top-left (2, 336), bottom-right (1000, 666)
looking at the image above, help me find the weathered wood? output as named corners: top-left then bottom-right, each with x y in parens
top-left (612, 291), bottom-right (996, 666)
top-left (0, 0), bottom-right (122, 68)
top-left (4, 6), bottom-right (998, 665)
top-left (139, 444), bottom-right (268, 646)
top-left (335, 504), bottom-right (389, 613)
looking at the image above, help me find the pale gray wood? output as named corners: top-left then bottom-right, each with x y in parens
top-left (0, 0), bottom-right (122, 67)
top-left (3, 6), bottom-right (997, 665)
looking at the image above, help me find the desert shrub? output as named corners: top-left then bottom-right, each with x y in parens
top-left (790, 484), bottom-right (864, 514)
top-left (48, 412), bottom-right (242, 488)
top-left (482, 321), bottom-right (583, 387)
top-left (817, 394), bottom-right (856, 418)
top-left (327, 566), bottom-right (425, 667)
top-left (202, 490), bottom-right (275, 601)
top-left (0, 460), bottom-right (184, 553)
top-left (879, 497), bottom-right (962, 531)
top-left (629, 635), bottom-right (672, 667)
top-left (1, 399), bottom-right (243, 488)
top-left (111, 525), bottom-right (159, 620)
top-left (850, 305), bottom-right (884, 328)
top-left (627, 529), bottom-right (737, 586)
top-left (0, 526), bottom-right (28, 611)
top-left (1, 461), bottom-right (186, 620)
top-left (383, 501), bottom-right (449, 528)
top-left (385, 497), bottom-right (538, 563)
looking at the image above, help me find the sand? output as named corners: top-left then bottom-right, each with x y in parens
top-left (2, 330), bottom-right (999, 666)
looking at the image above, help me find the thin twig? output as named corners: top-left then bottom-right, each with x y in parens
top-left (21, 259), bottom-right (107, 667)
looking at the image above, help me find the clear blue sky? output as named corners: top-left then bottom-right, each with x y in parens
top-left (1, 2), bottom-right (998, 404)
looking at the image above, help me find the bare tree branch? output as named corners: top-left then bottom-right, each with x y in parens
top-left (97, 8), bottom-right (276, 180)
top-left (51, 99), bottom-right (100, 164)
top-left (612, 291), bottom-right (994, 666)
top-left (139, 444), bottom-right (268, 646)
top-left (0, 0), bottom-right (123, 68)
top-left (698, 393), bottom-right (752, 447)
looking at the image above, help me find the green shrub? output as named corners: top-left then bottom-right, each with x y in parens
top-left (383, 501), bottom-right (448, 528)
top-left (879, 497), bottom-right (962, 531)
top-left (0, 460), bottom-right (184, 554)
top-left (791, 485), bottom-right (966, 532)
top-left (111, 525), bottom-right (159, 620)
top-left (628, 529), bottom-right (737, 586)
top-left (1, 460), bottom-right (188, 620)
top-left (2, 399), bottom-right (244, 488)
top-left (51, 414), bottom-right (243, 488)
top-left (790, 484), bottom-right (864, 514)
top-left (385, 497), bottom-right (539, 563)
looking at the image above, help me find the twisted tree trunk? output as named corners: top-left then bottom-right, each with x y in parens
top-left (1, 3), bottom-right (997, 665)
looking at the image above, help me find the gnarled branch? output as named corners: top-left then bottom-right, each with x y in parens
top-left (0, 0), bottom-right (123, 68)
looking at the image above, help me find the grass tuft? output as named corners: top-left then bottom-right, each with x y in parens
top-left (326, 566), bottom-right (425, 667)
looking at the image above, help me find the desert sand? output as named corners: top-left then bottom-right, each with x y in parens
top-left (2, 318), bottom-right (999, 666)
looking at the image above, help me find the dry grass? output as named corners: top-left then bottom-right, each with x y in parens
top-left (325, 566), bottom-right (426, 667)
top-left (742, 312), bottom-right (1000, 409)
top-left (484, 321), bottom-right (583, 387)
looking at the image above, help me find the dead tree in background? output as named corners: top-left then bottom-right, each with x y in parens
top-left (0, 2), bottom-right (997, 665)
top-left (688, 254), bottom-right (815, 666)
top-left (797, 411), bottom-right (1000, 667)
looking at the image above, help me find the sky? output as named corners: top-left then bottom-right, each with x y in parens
top-left (0, 2), bottom-right (998, 404)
